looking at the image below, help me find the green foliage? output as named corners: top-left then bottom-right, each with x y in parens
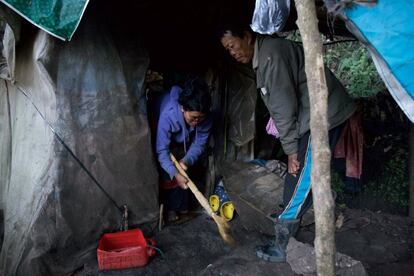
top-left (326, 40), bottom-right (409, 210)
top-left (365, 147), bottom-right (409, 207)
top-left (324, 41), bottom-right (386, 98)
top-left (331, 170), bottom-right (345, 195)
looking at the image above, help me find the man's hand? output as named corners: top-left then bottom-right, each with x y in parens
top-left (288, 153), bottom-right (300, 177)
top-left (175, 172), bottom-right (188, 189)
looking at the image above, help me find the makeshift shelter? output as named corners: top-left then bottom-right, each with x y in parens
top-left (0, 2), bottom-right (160, 275)
top-left (0, 0), bottom-right (412, 275)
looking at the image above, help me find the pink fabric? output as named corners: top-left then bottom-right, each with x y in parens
top-left (266, 117), bottom-right (280, 139)
top-left (334, 112), bottom-right (363, 179)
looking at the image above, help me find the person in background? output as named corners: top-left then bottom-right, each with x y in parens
top-left (156, 76), bottom-right (212, 222)
top-left (219, 26), bottom-right (356, 262)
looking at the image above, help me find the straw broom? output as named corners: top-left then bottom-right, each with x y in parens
top-left (170, 154), bottom-right (236, 246)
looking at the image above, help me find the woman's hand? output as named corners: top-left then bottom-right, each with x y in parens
top-left (179, 160), bottom-right (188, 171)
top-left (288, 153), bottom-right (300, 177)
top-left (175, 172), bottom-right (188, 189)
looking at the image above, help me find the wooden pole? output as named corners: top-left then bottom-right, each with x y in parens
top-left (293, 1), bottom-right (336, 275)
top-left (170, 154), bottom-right (236, 246)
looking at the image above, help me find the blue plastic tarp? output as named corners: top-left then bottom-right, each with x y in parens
top-left (345, 1), bottom-right (414, 122)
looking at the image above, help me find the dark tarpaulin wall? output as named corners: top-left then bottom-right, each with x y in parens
top-left (0, 6), bottom-right (159, 275)
top-left (211, 60), bottom-right (258, 169)
top-left (226, 62), bottom-right (257, 147)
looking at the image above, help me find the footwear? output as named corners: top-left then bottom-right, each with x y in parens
top-left (267, 212), bottom-right (279, 223)
top-left (209, 195), bottom-right (220, 212)
top-left (256, 219), bottom-right (300, 262)
top-left (220, 201), bottom-right (235, 221)
top-left (267, 214), bottom-right (301, 237)
top-left (166, 211), bottom-right (179, 222)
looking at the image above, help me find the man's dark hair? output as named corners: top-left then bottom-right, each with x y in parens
top-left (179, 76), bottom-right (211, 114)
top-left (216, 23), bottom-right (253, 40)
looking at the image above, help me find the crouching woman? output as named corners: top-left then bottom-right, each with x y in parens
top-left (156, 77), bottom-right (212, 222)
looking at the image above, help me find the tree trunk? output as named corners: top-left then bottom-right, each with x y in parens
top-left (409, 122), bottom-right (414, 217)
top-left (293, 1), bottom-right (336, 275)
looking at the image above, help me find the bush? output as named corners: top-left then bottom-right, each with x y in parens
top-left (324, 41), bottom-right (385, 98)
top-left (324, 39), bottom-right (409, 212)
top-left (363, 129), bottom-right (409, 209)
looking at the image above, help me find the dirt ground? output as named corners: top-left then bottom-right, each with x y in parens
top-left (298, 208), bottom-right (414, 276)
top-left (93, 212), bottom-right (294, 276)
top-left (80, 205), bottom-right (414, 276)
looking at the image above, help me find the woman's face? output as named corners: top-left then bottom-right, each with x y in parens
top-left (182, 110), bottom-right (206, 127)
top-left (221, 32), bottom-right (254, 64)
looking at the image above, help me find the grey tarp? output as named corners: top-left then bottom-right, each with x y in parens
top-left (226, 62), bottom-right (257, 147)
top-left (0, 8), bottom-right (159, 275)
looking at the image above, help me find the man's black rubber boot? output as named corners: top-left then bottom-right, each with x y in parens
top-left (256, 219), bottom-right (300, 262)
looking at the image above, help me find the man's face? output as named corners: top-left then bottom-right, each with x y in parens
top-left (221, 32), bottom-right (254, 64)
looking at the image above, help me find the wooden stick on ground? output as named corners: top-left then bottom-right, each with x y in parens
top-left (170, 154), bottom-right (236, 246)
top-left (159, 203), bottom-right (164, 231)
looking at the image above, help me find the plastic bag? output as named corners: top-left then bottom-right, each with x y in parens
top-left (251, 0), bottom-right (291, 35)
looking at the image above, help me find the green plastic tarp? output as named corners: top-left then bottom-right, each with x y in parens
top-left (0, 0), bottom-right (89, 41)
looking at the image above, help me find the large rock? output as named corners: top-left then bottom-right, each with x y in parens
top-left (221, 161), bottom-right (284, 235)
top-left (221, 161), bottom-right (314, 235)
top-left (287, 238), bottom-right (368, 276)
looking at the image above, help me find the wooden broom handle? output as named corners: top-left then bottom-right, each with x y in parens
top-left (170, 154), bottom-right (214, 217)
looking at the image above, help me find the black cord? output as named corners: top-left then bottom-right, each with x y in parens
top-left (52, 132), bottom-right (122, 211)
top-left (16, 84), bottom-right (123, 212)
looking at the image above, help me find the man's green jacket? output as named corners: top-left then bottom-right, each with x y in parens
top-left (253, 35), bottom-right (356, 155)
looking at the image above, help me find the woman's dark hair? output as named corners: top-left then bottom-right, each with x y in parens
top-left (178, 76), bottom-right (211, 114)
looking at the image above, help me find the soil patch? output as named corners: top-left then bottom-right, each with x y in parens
top-left (75, 207), bottom-right (414, 275)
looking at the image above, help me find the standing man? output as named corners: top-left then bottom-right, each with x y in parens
top-left (220, 27), bottom-right (356, 262)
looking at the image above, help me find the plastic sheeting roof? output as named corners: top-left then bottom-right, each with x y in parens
top-left (250, 0), bottom-right (414, 123)
top-left (0, 0), bottom-right (89, 41)
top-left (344, 0), bottom-right (414, 122)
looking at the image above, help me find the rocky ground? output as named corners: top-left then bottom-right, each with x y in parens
top-left (79, 205), bottom-right (414, 276)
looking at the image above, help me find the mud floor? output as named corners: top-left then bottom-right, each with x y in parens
top-left (73, 206), bottom-right (414, 276)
